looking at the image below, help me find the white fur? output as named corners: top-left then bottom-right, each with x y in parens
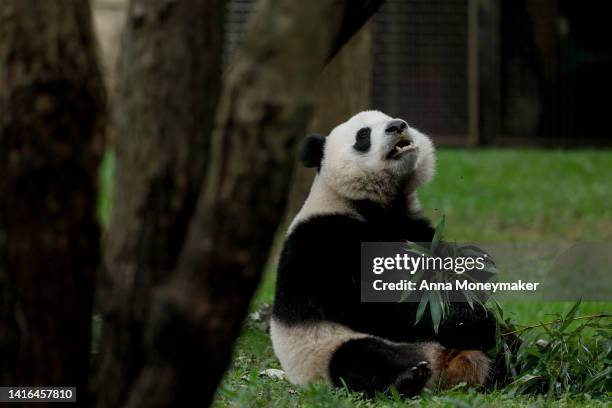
top-left (290, 110), bottom-right (435, 232)
top-left (320, 110), bottom-right (435, 205)
top-left (402, 127), bottom-right (436, 195)
top-left (288, 174), bottom-right (360, 234)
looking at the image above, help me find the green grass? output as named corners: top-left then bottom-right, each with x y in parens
top-left (419, 149), bottom-right (612, 241)
top-left (214, 302), bottom-right (610, 407)
top-left (98, 148), bottom-right (612, 406)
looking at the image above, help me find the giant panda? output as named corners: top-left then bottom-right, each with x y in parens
top-left (270, 110), bottom-right (498, 397)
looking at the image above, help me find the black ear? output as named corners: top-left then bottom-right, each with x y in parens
top-left (300, 134), bottom-right (326, 168)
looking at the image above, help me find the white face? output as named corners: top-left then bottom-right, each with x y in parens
top-left (320, 110), bottom-right (435, 204)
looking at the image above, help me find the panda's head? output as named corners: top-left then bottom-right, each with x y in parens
top-left (301, 110), bottom-right (435, 205)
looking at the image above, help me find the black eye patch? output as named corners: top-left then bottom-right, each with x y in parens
top-left (353, 127), bottom-right (371, 152)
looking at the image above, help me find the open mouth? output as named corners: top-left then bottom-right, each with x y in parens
top-left (386, 138), bottom-right (415, 159)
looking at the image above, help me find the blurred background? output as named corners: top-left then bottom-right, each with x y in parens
top-left (96, 0), bottom-right (612, 147)
top-left (233, 0), bottom-right (610, 147)
top-left (94, 0), bottom-right (612, 241)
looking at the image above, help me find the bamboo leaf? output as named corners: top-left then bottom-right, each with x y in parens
top-left (430, 295), bottom-right (442, 334)
top-left (414, 294), bottom-right (429, 326)
top-left (431, 215), bottom-right (445, 253)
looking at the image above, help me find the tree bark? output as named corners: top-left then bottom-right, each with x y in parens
top-left (0, 0), bottom-right (106, 402)
top-left (95, 0), bottom-right (225, 406)
top-left (284, 22), bottom-right (373, 222)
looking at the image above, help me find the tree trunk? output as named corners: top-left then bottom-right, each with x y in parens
top-left (284, 22), bottom-right (373, 222)
top-left (95, 0), bottom-right (225, 406)
top-left (0, 0), bottom-right (106, 402)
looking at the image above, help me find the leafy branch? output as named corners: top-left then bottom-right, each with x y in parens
top-left (496, 299), bottom-right (611, 397)
top-left (401, 215), bottom-right (498, 333)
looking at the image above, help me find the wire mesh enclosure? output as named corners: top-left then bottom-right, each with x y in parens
top-left (371, 0), bottom-right (472, 144)
top-left (224, 0), bottom-right (612, 147)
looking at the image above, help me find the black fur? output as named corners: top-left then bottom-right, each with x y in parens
top-left (353, 127), bottom-right (371, 152)
top-left (329, 337), bottom-right (431, 397)
top-left (300, 134), bottom-right (326, 169)
top-left (272, 197), bottom-right (497, 395)
top-left (273, 206), bottom-right (496, 348)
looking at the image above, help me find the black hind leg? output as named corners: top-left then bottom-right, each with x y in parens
top-left (328, 337), bottom-right (431, 397)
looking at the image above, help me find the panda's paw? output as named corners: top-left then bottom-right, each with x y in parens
top-left (393, 360), bottom-right (431, 397)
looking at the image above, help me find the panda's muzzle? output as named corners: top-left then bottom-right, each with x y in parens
top-left (385, 119), bottom-right (408, 134)
top-left (386, 136), bottom-right (416, 160)
top-left (385, 119), bottom-right (415, 159)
